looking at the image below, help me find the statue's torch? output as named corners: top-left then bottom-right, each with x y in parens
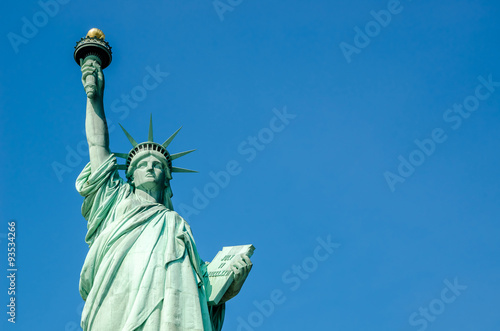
top-left (74, 28), bottom-right (112, 98)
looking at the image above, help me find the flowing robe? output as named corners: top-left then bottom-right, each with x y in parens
top-left (76, 155), bottom-right (223, 331)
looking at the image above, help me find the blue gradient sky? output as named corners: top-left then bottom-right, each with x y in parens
top-left (1, 0), bottom-right (500, 330)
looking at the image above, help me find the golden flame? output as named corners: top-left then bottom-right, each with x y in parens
top-left (86, 28), bottom-right (105, 40)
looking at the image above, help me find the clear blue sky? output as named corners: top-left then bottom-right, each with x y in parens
top-left (1, 0), bottom-right (500, 330)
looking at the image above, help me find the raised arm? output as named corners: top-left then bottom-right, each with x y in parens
top-left (81, 58), bottom-right (111, 171)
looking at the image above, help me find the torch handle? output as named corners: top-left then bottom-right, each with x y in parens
top-left (81, 55), bottom-right (101, 99)
top-left (84, 74), bottom-right (96, 98)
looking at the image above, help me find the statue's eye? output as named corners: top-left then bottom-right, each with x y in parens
top-left (137, 162), bottom-right (147, 168)
top-left (153, 163), bottom-right (162, 169)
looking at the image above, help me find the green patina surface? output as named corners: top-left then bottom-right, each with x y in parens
top-left (74, 30), bottom-right (252, 331)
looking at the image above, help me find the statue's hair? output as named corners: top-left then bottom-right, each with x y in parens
top-left (163, 185), bottom-right (174, 210)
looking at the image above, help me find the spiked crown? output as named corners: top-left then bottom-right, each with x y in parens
top-left (115, 115), bottom-right (196, 179)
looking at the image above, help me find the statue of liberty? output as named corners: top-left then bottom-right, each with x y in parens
top-left (74, 29), bottom-right (252, 331)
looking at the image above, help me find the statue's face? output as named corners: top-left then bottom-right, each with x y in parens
top-left (132, 155), bottom-right (166, 191)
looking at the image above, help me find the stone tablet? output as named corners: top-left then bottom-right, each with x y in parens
top-left (206, 245), bottom-right (255, 305)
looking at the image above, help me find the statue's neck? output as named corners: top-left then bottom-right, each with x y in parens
top-left (135, 188), bottom-right (163, 204)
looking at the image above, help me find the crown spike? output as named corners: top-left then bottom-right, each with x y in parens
top-left (172, 167), bottom-right (198, 173)
top-left (148, 114), bottom-right (154, 142)
top-left (170, 149), bottom-right (196, 160)
top-left (119, 124), bottom-right (138, 147)
top-left (162, 127), bottom-right (182, 148)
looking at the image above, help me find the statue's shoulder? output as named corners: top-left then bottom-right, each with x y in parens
top-left (164, 209), bottom-right (192, 227)
top-left (165, 209), bottom-right (183, 220)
